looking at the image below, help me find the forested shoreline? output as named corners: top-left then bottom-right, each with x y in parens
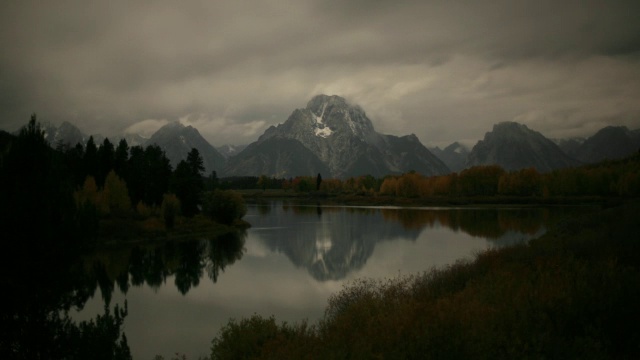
top-left (0, 116), bottom-right (247, 359)
top-left (0, 116), bottom-right (247, 247)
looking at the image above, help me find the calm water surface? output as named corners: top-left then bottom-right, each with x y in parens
top-left (74, 202), bottom-right (580, 359)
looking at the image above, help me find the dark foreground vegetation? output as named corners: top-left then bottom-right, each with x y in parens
top-left (210, 201), bottom-right (640, 359)
top-left (0, 116), bottom-right (247, 359)
top-left (0, 115), bottom-right (247, 247)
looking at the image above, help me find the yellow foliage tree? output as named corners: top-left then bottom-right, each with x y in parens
top-left (103, 170), bottom-right (131, 216)
top-left (379, 177), bottom-right (398, 196)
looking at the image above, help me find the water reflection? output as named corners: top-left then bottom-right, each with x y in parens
top-left (1, 244), bottom-right (131, 359)
top-left (251, 203), bottom-right (570, 281)
top-left (83, 230), bottom-right (246, 300)
top-left (65, 203), bottom-right (590, 359)
top-left (0, 230), bottom-right (246, 359)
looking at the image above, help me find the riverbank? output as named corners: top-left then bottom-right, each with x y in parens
top-left (90, 215), bottom-right (250, 248)
top-left (240, 188), bottom-right (628, 207)
top-left (210, 200), bottom-right (640, 359)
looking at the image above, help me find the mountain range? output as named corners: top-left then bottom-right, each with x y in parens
top-left (15, 95), bottom-right (640, 177)
top-left (465, 122), bottom-right (581, 172)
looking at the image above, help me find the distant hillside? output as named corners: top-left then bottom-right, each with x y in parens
top-left (217, 144), bottom-right (247, 159)
top-left (430, 142), bottom-right (470, 173)
top-left (466, 122), bottom-right (580, 172)
top-left (146, 122), bottom-right (226, 174)
top-left (223, 136), bottom-right (329, 178)
top-left (571, 126), bottom-right (640, 164)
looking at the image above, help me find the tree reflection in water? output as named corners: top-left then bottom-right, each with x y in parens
top-left (85, 230), bottom-right (246, 298)
top-left (0, 230), bottom-right (246, 359)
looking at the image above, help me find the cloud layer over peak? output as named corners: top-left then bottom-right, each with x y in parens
top-left (1, 1), bottom-right (639, 146)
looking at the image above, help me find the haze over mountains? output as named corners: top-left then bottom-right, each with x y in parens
top-left (14, 95), bottom-right (640, 178)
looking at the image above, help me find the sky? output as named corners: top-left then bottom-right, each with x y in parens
top-left (1, 0), bottom-right (639, 148)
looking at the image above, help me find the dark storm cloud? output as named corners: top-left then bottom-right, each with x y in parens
top-left (1, 0), bottom-right (639, 146)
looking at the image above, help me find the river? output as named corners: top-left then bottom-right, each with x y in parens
top-left (73, 202), bottom-right (584, 359)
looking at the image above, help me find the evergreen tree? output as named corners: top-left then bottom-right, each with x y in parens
top-left (172, 148), bottom-right (204, 217)
top-left (114, 138), bottom-right (129, 177)
top-left (97, 138), bottom-right (115, 187)
top-left (84, 136), bottom-right (98, 179)
top-left (0, 114), bottom-right (76, 253)
top-left (207, 170), bottom-right (219, 191)
top-left (186, 148), bottom-right (205, 176)
top-left (144, 144), bottom-right (172, 206)
top-left (123, 144), bottom-right (172, 207)
top-left (123, 146), bottom-right (146, 207)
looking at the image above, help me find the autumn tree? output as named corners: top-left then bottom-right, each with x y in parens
top-left (103, 170), bottom-right (131, 217)
top-left (396, 172), bottom-right (422, 198)
top-left (113, 138), bottom-right (129, 176)
top-left (97, 138), bottom-right (115, 187)
top-left (379, 177), bottom-right (398, 196)
top-left (498, 168), bottom-right (542, 196)
top-left (84, 136), bottom-right (99, 179)
top-left (458, 165), bottom-right (505, 196)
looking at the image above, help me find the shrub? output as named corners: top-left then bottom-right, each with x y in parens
top-left (202, 190), bottom-right (247, 225)
top-left (135, 201), bottom-right (152, 219)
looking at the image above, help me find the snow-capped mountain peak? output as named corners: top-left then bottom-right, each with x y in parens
top-left (224, 94), bottom-right (450, 178)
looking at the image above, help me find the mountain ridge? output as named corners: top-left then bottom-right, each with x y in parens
top-left (466, 121), bottom-right (580, 172)
top-left (225, 94), bottom-right (450, 178)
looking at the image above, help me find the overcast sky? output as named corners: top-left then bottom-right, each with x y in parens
top-left (1, 1), bottom-right (639, 147)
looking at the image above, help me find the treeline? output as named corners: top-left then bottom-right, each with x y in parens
top-left (237, 155), bottom-right (640, 199)
top-left (1, 116), bottom-right (135, 359)
top-left (0, 115), bottom-right (246, 247)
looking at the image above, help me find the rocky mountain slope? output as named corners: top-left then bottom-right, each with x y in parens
top-left (571, 126), bottom-right (640, 164)
top-left (216, 144), bottom-right (247, 160)
top-left (42, 121), bottom-right (87, 148)
top-left (466, 122), bottom-right (580, 172)
top-left (225, 95), bottom-right (450, 178)
top-left (430, 142), bottom-right (470, 173)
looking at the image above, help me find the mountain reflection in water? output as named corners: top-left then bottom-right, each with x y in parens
top-left (250, 203), bottom-right (565, 281)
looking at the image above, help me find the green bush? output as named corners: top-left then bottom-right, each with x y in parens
top-left (202, 190), bottom-right (247, 225)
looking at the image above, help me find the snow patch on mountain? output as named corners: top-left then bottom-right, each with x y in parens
top-left (312, 102), bottom-right (333, 138)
